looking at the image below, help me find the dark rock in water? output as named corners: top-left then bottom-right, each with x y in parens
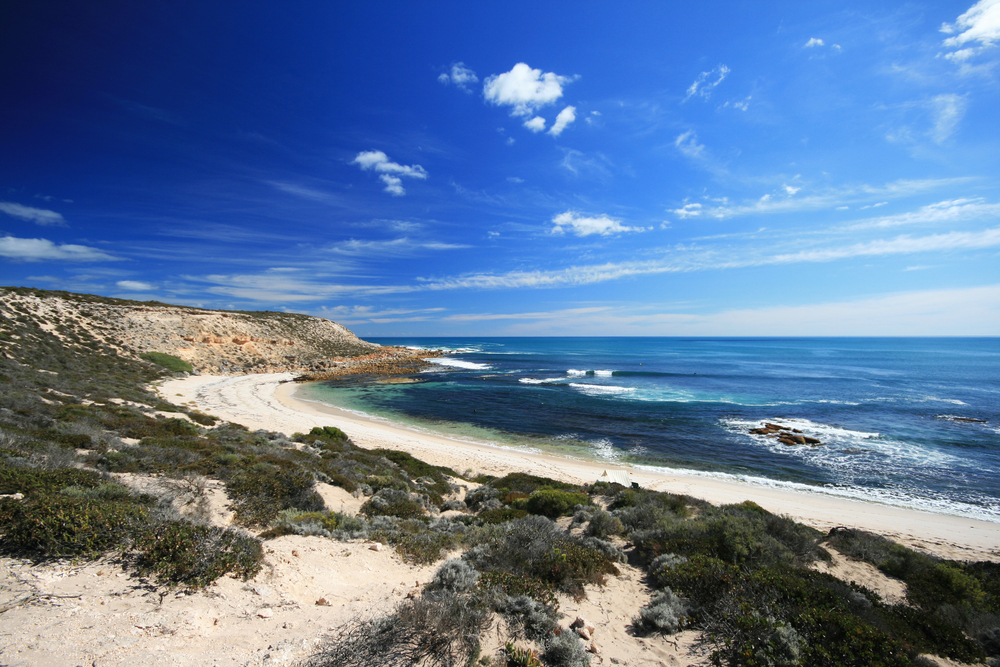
top-left (937, 415), bottom-right (987, 424)
top-left (756, 421), bottom-right (823, 446)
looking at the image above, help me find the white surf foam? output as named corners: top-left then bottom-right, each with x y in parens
top-left (569, 383), bottom-right (635, 396)
top-left (518, 377), bottom-right (563, 385)
top-left (567, 369), bottom-right (588, 377)
top-left (425, 357), bottom-right (491, 370)
top-left (594, 370), bottom-right (614, 377)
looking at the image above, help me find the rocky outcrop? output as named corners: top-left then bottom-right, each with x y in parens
top-left (0, 287), bottom-right (386, 374)
top-left (750, 422), bottom-right (823, 446)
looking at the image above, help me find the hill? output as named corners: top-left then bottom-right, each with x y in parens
top-left (0, 286), bottom-right (382, 375)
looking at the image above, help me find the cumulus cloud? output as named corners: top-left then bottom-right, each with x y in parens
top-left (0, 236), bottom-right (118, 262)
top-left (352, 150), bottom-right (428, 196)
top-left (116, 280), bottom-right (155, 291)
top-left (551, 211), bottom-right (640, 236)
top-left (438, 62), bottom-right (479, 91)
top-left (930, 94), bottom-right (967, 143)
top-left (548, 106), bottom-right (576, 136)
top-left (684, 65), bottom-right (730, 101)
top-left (804, 37), bottom-right (825, 47)
top-left (941, 0), bottom-right (1000, 62)
top-left (483, 63), bottom-right (573, 117)
top-left (0, 202), bottom-right (66, 226)
top-left (523, 116), bottom-right (546, 132)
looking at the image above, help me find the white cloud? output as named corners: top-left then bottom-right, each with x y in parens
top-left (551, 211), bottom-right (640, 237)
top-left (690, 178), bottom-right (969, 219)
top-left (269, 182), bottom-right (332, 201)
top-left (523, 116), bottom-right (546, 132)
top-left (784, 185), bottom-right (801, 195)
top-left (672, 203), bottom-right (703, 219)
top-left (847, 198), bottom-right (1000, 230)
top-left (804, 37), bottom-right (825, 47)
top-left (0, 202), bottom-right (66, 226)
top-left (116, 280), bottom-right (155, 291)
top-left (329, 237), bottom-right (469, 256)
top-left (930, 94), bottom-right (967, 143)
top-left (674, 130), bottom-right (705, 158)
top-left (683, 65), bottom-right (730, 101)
top-left (352, 150), bottom-right (428, 196)
top-left (0, 236), bottom-right (118, 262)
top-left (941, 0), bottom-right (1000, 62)
top-left (721, 96), bottom-right (751, 111)
top-left (483, 63), bottom-right (573, 117)
top-left (438, 62), bottom-right (478, 91)
top-left (379, 175), bottom-right (405, 196)
top-left (548, 106), bottom-right (577, 136)
top-left (506, 176), bottom-right (524, 184)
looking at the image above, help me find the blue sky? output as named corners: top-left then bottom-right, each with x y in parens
top-left (2, 1), bottom-right (999, 336)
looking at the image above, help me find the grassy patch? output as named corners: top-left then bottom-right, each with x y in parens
top-left (140, 352), bottom-right (193, 373)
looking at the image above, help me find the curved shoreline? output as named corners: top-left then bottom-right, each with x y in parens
top-left (160, 372), bottom-right (1000, 562)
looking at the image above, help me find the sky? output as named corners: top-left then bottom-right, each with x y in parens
top-left (2, 1), bottom-right (999, 337)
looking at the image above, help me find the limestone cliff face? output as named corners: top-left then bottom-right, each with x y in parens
top-left (0, 288), bottom-right (382, 374)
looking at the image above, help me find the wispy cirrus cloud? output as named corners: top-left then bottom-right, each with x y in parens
top-left (268, 181), bottom-right (334, 201)
top-left (328, 237), bottom-right (470, 256)
top-left (116, 280), bottom-right (155, 291)
top-left (670, 178), bottom-right (971, 220)
top-left (683, 65), bottom-right (730, 101)
top-left (319, 304), bottom-right (447, 324)
top-left (0, 202), bottom-right (66, 226)
top-left (351, 151), bottom-right (428, 196)
top-left (0, 236), bottom-right (118, 262)
top-left (845, 198), bottom-right (1000, 230)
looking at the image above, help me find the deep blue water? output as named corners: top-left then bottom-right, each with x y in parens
top-left (299, 338), bottom-right (1000, 521)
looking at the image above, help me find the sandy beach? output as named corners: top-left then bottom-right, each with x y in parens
top-left (161, 372), bottom-right (1000, 563)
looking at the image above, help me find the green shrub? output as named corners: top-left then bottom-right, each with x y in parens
top-left (133, 522), bottom-right (262, 587)
top-left (140, 352), bottom-right (193, 372)
top-left (361, 488), bottom-right (426, 519)
top-left (524, 489), bottom-right (590, 519)
top-left (479, 507), bottom-right (528, 524)
top-left (2, 496), bottom-right (148, 556)
top-left (227, 466), bottom-right (324, 526)
top-left (0, 464), bottom-right (105, 496)
top-left (477, 569), bottom-right (557, 608)
top-left (188, 412), bottom-right (217, 426)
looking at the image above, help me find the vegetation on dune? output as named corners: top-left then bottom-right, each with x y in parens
top-left (1, 287), bottom-right (999, 666)
top-left (140, 351), bottom-right (193, 373)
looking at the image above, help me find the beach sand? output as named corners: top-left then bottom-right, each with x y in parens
top-left (161, 372), bottom-right (1000, 563)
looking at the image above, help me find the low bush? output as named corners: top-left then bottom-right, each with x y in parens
top-left (132, 522), bottom-right (263, 587)
top-left (303, 590), bottom-right (490, 667)
top-left (542, 630), bottom-right (590, 667)
top-left (480, 507), bottom-right (528, 524)
top-left (524, 489), bottom-right (590, 519)
top-left (634, 588), bottom-right (688, 634)
top-left (2, 496), bottom-right (148, 556)
top-left (361, 488), bottom-right (426, 519)
top-left (585, 509), bottom-right (623, 539)
top-left (428, 559), bottom-right (480, 593)
top-left (227, 466), bottom-right (324, 526)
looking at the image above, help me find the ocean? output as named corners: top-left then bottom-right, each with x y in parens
top-left (297, 338), bottom-right (1000, 522)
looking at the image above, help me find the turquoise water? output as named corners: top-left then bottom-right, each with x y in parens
top-left (299, 338), bottom-right (1000, 521)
